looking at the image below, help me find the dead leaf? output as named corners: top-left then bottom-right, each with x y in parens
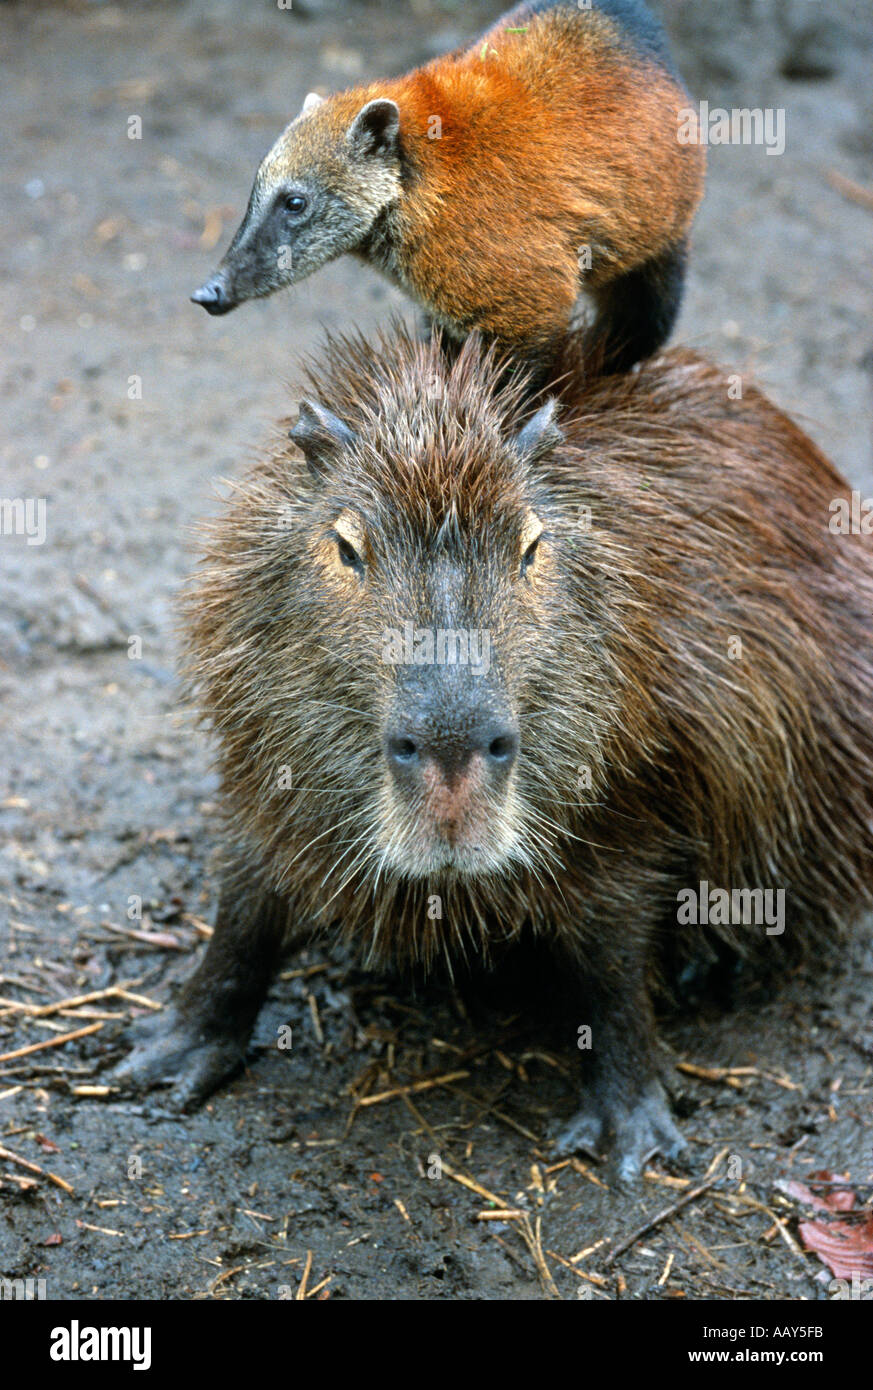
top-left (780, 1171), bottom-right (873, 1279)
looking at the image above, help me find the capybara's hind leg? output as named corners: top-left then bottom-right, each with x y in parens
top-left (111, 858), bottom-right (293, 1110)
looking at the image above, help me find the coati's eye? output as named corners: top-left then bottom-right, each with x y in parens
top-left (519, 509), bottom-right (544, 579)
top-left (284, 192), bottom-right (309, 217)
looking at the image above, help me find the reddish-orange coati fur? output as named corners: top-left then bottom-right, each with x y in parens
top-left (192, 0), bottom-right (705, 377)
top-left (114, 328), bottom-right (873, 1176)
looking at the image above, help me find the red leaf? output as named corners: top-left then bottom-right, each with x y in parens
top-left (798, 1215), bottom-right (873, 1280)
top-left (783, 1171), bottom-right (873, 1280)
top-left (778, 1170), bottom-right (857, 1213)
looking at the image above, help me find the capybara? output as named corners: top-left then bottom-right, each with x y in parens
top-left (191, 0), bottom-right (705, 377)
top-left (114, 328), bottom-right (873, 1177)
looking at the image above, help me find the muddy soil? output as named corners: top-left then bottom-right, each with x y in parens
top-left (1, 0), bottom-right (871, 1301)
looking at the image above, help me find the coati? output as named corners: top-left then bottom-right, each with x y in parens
top-left (112, 327), bottom-right (873, 1179)
top-left (192, 0), bottom-right (706, 376)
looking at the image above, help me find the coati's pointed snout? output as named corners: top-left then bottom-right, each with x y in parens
top-left (191, 277), bottom-right (235, 315)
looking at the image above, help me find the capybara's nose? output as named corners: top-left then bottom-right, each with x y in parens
top-left (190, 277), bottom-right (232, 315)
top-left (385, 715), bottom-right (519, 783)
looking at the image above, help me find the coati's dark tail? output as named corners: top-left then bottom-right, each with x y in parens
top-left (586, 240), bottom-right (689, 376)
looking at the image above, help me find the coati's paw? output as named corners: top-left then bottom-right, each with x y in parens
top-left (108, 1010), bottom-right (246, 1112)
top-left (550, 1078), bottom-right (687, 1182)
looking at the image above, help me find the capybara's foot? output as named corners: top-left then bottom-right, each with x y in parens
top-left (109, 1010), bottom-right (247, 1111)
top-left (551, 1078), bottom-right (686, 1181)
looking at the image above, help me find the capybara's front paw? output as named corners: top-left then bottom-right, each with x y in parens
top-left (551, 1078), bottom-right (686, 1181)
top-left (108, 1009), bottom-right (247, 1111)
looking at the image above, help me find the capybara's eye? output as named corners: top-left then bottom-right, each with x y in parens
top-left (521, 537), bottom-right (540, 577)
top-left (284, 192), bottom-right (308, 216)
top-left (336, 535), bottom-right (363, 572)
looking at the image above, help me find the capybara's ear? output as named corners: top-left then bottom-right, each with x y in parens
top-left (346, 98), bottom-right (401, 159)
top-left (513, 399), bottom-right (563, 462)
top-left (289, 400), bottom-right (357, 477)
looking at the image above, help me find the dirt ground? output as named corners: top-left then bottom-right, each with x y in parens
top-left (1, 0), bottom-right (872, 1302)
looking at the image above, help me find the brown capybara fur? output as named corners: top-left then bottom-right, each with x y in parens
top-left (114, 328), bottom-right (873, 1177)
top-left (192, 0), bottom-right (705, 377)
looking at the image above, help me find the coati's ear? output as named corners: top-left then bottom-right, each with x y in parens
top-left (289, 400), bottom-right (357, 478)
top-left (513, 400), bottom-right (564, 462)
top-left (301, 91), bottom-right (324, 116)
top-left (346, 99), bottom-right (401, 159)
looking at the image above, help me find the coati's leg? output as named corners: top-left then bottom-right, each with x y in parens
top-left (110, 857), bottom-right (298, 1110)
top-left (550, 932), bottom-right (686, 1181)
top-left (588, 239), bottom-right (689, 376)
